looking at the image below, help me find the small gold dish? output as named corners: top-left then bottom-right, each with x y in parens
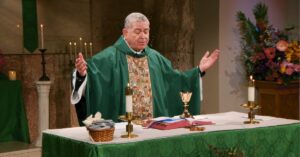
top-left (189, 126), bottom-right (205, 131)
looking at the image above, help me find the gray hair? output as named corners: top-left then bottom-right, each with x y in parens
top-left (124, 12), bottom-right (149, 28)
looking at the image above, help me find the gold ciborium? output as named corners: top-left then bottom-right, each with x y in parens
top-left (120, 112), bottom-right (138, 138)
top-left (180, 91), bottom-right (193, 118)
top-left (241, 101), bottom-right (261, 124)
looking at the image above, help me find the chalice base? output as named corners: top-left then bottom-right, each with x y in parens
top-left (121, 133), bottom-right (138, 138)
top-left (180, 112), bottom-right (194, 119)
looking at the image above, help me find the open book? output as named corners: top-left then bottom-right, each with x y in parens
top-left (144, 118), bottom-right (214, 130)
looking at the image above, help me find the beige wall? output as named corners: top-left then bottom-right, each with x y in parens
top-left (0, 0), bottom-right (22, 53)
top-left (0, 0), bottom-right (91, 55)
top-left (193, 0), bottom-right (220, 114)
top-left (37, 0), bottom-right (91, 54)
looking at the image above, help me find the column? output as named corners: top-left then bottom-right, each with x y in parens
top-left (35, 81), bottom-right (51, 147)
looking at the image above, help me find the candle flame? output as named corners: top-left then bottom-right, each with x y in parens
top-left (79, 37), bottom-right (82, 40)
top-left (84, 42), bottom-right (87, 45)
top-left (40, 24), bottom-right (43, 28)
top-left (69, 42), bottom-right (72, 45)
top-left (249, 75), bottom-right (255, 83)
top-left (89, 42), bottom-right (92, 46)
top-left (74, 42), bottom-right (77, 46)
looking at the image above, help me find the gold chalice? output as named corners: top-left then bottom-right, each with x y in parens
top-left (180, 91), bottom-right (193, 118)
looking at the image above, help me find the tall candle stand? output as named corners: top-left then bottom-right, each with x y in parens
top-left (39, 49), bottom-right (50, 81)
top-left (69, 58), bottom-right (74, 69)
top-left (121, 112), bottom-right (138, 138)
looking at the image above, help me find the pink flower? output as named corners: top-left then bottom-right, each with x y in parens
top-left (280, 61), bottom-right (295, 75)
top-left (294, 64), bottom-right (300, 72)
top-left (286, 66), bottom-right (294, 75)
top-left (264, 47), bottom-right (276, 60)
top-left (276, 40), bottom-right (289, 51)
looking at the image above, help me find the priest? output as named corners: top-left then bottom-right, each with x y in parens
top-left (71, 12), bottom-right (220, 124)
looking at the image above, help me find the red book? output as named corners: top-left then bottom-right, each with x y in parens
top-left (191, 120), bottom-right (214, 126)
top-left (147, 118), bottom-right (190, 130)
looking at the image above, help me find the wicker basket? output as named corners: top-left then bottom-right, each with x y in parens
top-left (87, 127), bottom-right (115, 142)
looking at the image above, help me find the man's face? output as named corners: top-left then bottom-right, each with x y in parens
top-left (123, 21), bottom-right (150, 51)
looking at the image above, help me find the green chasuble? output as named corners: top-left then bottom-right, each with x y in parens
top-left (86, 37), bottom-right (201, 121)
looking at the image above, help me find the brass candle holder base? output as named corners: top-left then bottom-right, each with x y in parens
top-left (179, 92), bottom-right (194, 119)
top-left (241, 101), bottom-right (261, 124)
top-left (120, 112), bottom-right (138, 138)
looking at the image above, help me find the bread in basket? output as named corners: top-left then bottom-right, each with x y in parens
top-left (83, 112), bottom-right (115, 142)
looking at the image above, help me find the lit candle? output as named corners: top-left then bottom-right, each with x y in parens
top-left (74, 42), bottom-right (77, 61)
top-left (89, 42), bottom-right (93, 57)
top-left (69, 42), bottom-right (72, 60)
top-left (17, 24), bottom-right (23, 53)
top-left (40, 24), bottom-right (44, 49)
top-left (79, 37), bottom-right (82, 52)
top-left (125, 83), bottom-right (133, 112)
top-left (84, 42), bottom-right (87, 58)
top-left (248, 75), bottom-right (255, 102)
top-left (8, 70), bottom-right (17, 81)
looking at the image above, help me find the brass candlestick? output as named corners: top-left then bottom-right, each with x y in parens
top-left (121, 112), bottom-right (138, 138)
top-left (241, 101), bottom-right (260, 124)
top-left (180, 91), bottom-right (193, 119)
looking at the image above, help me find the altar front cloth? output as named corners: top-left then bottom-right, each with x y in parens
top-left (0, 80), bottom-right (30, 143)
top-left (42, 112), bottom-right (300, 157)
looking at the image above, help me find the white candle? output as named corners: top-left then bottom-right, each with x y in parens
top-left (126, 95), bottom-right (133, 112)
top-left (74, 42), bottom-right (77, 61)
top-left (40, 24), bottom-right (44, 48)
top-left (8, 70), bottom-right (17, 80)
top-left (248, 75), bottom-right (255, 102)
top-left (84, 42), bottom-right (87, 58)
top-left (248, 87), bottom-right (255, 102)
top-left (79, 37), bottom-right (82, 52)
top-left (17, 24), bottom-right (23, 53)
top-left (89, 42), bottom-right (93, 57)
top-left (69, 42), bottom-right (72, 60)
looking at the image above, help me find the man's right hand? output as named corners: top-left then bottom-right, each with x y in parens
top-left (75, 53), bottom-right (87, 76)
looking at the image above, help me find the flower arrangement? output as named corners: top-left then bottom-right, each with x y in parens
top-left (236, 3), bottom-right (300, 85)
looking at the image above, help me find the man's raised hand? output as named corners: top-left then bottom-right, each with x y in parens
top-left (199, 49), bottom-right (220, 72)
top-left (75, 53), bottom-right (87, 76)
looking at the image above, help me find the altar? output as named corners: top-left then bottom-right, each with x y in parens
top-left (42, 112), bottom-right (299, 157)
top-left (0, 80), bottom-right (30, 143)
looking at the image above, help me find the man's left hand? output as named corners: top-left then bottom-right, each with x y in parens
top-left (199, 49), bottom-right (220, 72)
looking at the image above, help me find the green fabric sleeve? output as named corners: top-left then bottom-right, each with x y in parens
top-left (147, 50), bottom-right (200, 117)
top-left (86, 46), bottom-right (128, 121)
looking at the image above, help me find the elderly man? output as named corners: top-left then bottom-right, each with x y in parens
top-left (71, 12), bottom-right (219, 124)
